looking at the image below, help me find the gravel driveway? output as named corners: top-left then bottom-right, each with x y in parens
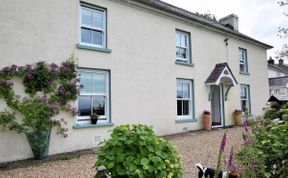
top-left (0, 127), bottom-right (243, 178)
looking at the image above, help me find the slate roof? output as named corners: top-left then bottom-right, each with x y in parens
top-left (132, 0), bottom-right (272, 49)
top-left (268, 63), bottom-right (288, 75)
top-left (269, 76), bottom-right (288, 87)
top-left (205, 63), bottom-right (238, 85)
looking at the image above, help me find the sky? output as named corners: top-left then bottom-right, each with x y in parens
top-left (162, 0), bottom-right (287, 60)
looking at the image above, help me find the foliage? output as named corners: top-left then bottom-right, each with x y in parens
top-left (95, 124), bottom-right (183, 178)
top-left (237, 114), bottom-right (288, 177)
top-left (277, 0), bottom-right (287, 58)
top-left (195, 11), bottom-right (217, 22)
top-left (263, 108), bottom-right (279, 119)
top-left (0, 58), bottom-right (80, 137)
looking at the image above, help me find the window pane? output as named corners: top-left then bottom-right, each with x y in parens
top-left (183, 83), bottom-right (190, 98)
top-left (240, 64), bottom-right (245, 73)
top-left (180, 34), bottom-right (187, 47)
top-left (241, 100), bottom-right (247, 111)
top-left (79, 72), bottom-right (92, 94)
top-left (176, 47), bottom-right (187, 59)
top-left (176, 33), bottom-right (181, 46)
top-left (177, 100), bottom-right (182, 115)
top-left (93, 96), bottom-right (105, 116)
top-left (78, 96), bottom-right (92, 116)
top-left (81, 8), bottom-right (92, 26)
top-left (81, 28), bottom-right (92, 44)
top-left (177, 83), bottom-right (183, 98)
top-left (183, 100), bottom-right (190, 115)
top-left (92, 30), bottom-right (103, 45)
top-left (93, 11), bottom-right (103, 28)
top-left (93, 73), bottom-right (106, 93)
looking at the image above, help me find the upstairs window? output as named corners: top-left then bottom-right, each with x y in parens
top-left (176, 30), bottom-right (191, 63)
top-left (239, 48), bottom-right (248, 74)
top-left (80, 4), bottom-right (106, 48)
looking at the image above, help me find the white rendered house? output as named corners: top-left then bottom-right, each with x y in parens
top-left (0, 0), bottom-right (272, 163)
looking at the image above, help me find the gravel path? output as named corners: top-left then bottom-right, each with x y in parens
top-left (0, 127), bottom-right (243, 178)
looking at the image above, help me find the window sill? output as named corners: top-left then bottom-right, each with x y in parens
top-left (73, 122), bottom-right (115, 129)
top-left (76, 43), bottom-right (112, 53)
top-left (239, 72), bottom-right (250, 75)
top-left (175, 118), bottom-right (197, 123)
top-left (175, 61), bottom-right (194, 67)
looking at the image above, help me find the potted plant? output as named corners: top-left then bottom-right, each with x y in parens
top-left (202, 110), bottom-right (212, 130)
top-left (233, 109), bottom-right (242, 126)
top-left (0, 59), bottom-right (80, 159)
top-left (90, 110), bottom-right (99, 124)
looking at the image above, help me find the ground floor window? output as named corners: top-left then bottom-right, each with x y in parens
top-left (177, 79), bottom-right (193, 119)
top-left (77, 69), bottom-right (110, 124)
top-left (240, 84), bottom-right (251, 114)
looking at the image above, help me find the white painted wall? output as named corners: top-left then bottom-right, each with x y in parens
top-left (268, 69), bottom-right (286, 78)
top-left (0, 0), bottom-right (269, 162)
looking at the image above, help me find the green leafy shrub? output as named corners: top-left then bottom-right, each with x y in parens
top-left (95, 124), bottom-right (183, 178)
top-left (263, 108), bottom-right (279, 119)
top-left (237, 117), bottom-right (288, 178)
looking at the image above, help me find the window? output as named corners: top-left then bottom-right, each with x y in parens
top-left (176, 30), bottom-right (191, 63)
top-left (239, 48), bottom-right (248, 73)
top-left (240, 85), bottom-right (251, 114)
top-left (177, 79), bottom-right (193, 119)
top-left (77, 69), bottom-right (110, 124)
top-left (80, 4), bottom-right (106, 48)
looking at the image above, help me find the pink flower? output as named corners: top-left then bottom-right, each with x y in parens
top-left (244, 138), bottom-right (253, 146)
top-left (243, 120), bottom-right (249, 132)
top-left (220, 131), bottom-right (227, 151)
top-left (228, 146), bottom-right (235, 172)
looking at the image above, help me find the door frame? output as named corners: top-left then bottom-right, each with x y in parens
top-left (211, 84), bottom-right (225, 128)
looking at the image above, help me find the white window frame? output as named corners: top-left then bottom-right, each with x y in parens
top-left (240, 84), bottom-right (251, 114)
top-left (176, 79), bottom-right (193, 119)
top-left (176, 30), bottom-right (191, 63)
top-left (77, 69), bottom-right (110, 124)
top-left (80, 4), bottom-right (106, 48)
top-left (239, 48), bottom-right (248, 73)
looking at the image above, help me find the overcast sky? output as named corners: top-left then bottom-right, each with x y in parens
top-left (162, 0), bottom-right (287, 59)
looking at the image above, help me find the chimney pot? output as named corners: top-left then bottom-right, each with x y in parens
top-left (279, 59), bottom-right (284, 65)
top-left (268, 57), bottom-right (275, 64)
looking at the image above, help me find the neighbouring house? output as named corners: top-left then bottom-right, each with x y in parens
top-left (0, 0), bottom-right (272, 163)
top-left (267, 58), bottom-right (288, 103)
top-left (268, 58), bottom-right (288, 78)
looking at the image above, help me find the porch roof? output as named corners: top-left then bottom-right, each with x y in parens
top-left (205, 63), bottom-right (238, 86)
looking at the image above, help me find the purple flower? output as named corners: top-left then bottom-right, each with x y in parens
top-left (243, 120), bottom-right (249, 132)
top-left (57, 87), bottom-right (65, 94)
top-left (11, 64), bottom-right (18, 71)
top-left (64, 121), bottom-right (68, 125)
top-left (0, 80), bottom-right (14, 87)
top-left (244, 138), bottom-right (253, 146)
top-left (228, 146), bottom-right (235, 172)
top-left (60, 118), bottom-right (65, 122)
top-left (220, 131), bottom-right (227, 151)
top-left (39, 95), bottom-right (47, 102)
top-left (48, 101), bottom-right (59, 110)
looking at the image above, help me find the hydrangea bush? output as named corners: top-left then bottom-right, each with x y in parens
top-left (0, 58), bottom-right (80, 137)
top-left (95, 124), bottom-right (183, 178)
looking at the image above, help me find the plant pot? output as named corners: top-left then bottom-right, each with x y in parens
top-left (233, 112), bottom-right (243, 126)
top-left (26, 129), bottom-right (51, 159)
top-left (202, 114), bottom-right (212, 130)
top-left (91, 119), bottom-right (98, 124)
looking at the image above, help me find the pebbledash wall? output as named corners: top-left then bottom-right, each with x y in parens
top-left (0, 0), bottom-right (271, 163)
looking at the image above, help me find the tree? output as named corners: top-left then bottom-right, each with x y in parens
top-left (278, 0), bottom-right (288, 58)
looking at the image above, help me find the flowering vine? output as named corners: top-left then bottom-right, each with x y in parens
top-left (0, 57), bottom-right (80, 137)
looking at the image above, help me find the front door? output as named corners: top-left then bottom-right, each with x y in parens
top-left (211, 85), bottom-right (223, 127)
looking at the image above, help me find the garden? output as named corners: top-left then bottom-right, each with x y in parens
top-left (0, 59), bottom-right (287, 178)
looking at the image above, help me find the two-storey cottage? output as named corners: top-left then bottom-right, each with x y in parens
top-left (0, 0), bottom-right (272, 163)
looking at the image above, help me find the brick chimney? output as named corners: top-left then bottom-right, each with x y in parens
top-left (268, 57), bottom-right (274, 64)
top-left (279, 59), bottom-right (284, 65)
top-left (219, 14), bottom-right (239, 31)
